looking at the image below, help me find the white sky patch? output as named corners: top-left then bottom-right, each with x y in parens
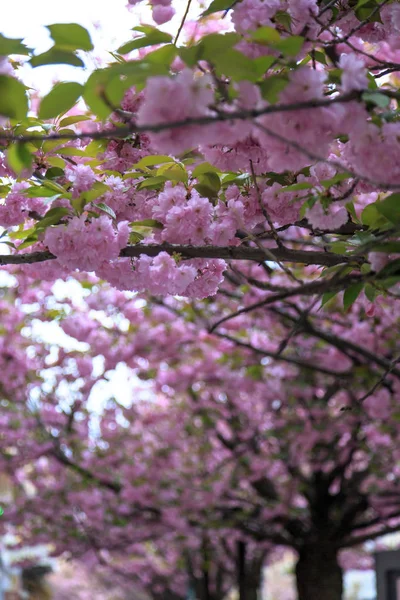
top-left (2, 0), bottom-right (202, 94)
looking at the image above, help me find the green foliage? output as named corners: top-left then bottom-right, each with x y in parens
top-left (134, 155), bottom-right (174, 169)
top-left (95, 203), bottom-right (117, 220)
top-left (157, 162), bottom-right (188, 182)
top-left (6, 143), bottom-right (32, 175)
top-left (343, 282), bottom-right (364, 311)
top-left (117, 26), bottom-right (172, 54)
top-left (0, 76), bottom-right (28, 120)
top-left (194, 172), bottom-right (221, 200)
top-left (38, 82), bottom-right (83, 119)
top-left (375, 193), bottom-right (400, 224)
top-left (0, 33), bottom-right (31, 56)
top-left (130, 219), bottom-right (163, 229)
top-left (362, 91), bottom-right (390, 108)
top-left (30, 48), bottom-right (85, 68)
top-left (47, 23), bottom-right (93, 51)
top-left (202, 0), bottom-right (237, 16)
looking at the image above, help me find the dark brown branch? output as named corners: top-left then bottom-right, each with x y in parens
top-left (0, 93), bottom-right (362, 144)
top-left (271, 308), bottom-right (400, 379)
top-left (341, 523), bottom-right (400, 548)
top-left (209, 273), bottom-right (363, 333)
top-left (0, 243), bottom-right (358, 267)
top-left (51, 446), bottom-right (122, 493)
top-left (213, 331), bottom-right (352, 377)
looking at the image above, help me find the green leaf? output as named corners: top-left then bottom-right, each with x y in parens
top-left (56, 146), bottom-right (87, 157)
top-left (202, 0), bottom-right (237, 16)
top-left (134, 155), bottom-right (173, 169)
top-left (194, 172), bottom-right (221, 199)
top-left (250, 27), bottom-right (281, 45)
top-left (0, 34), bottom-right (31, 56)
top-left (369, 242), bottom-right (400, 253)
top-left (130, 219), bottom-right (163, 229)
top-left (364, 283), bottom-right (377, 302)
top-left (137, 176), bottom-right (167, 190)
top-left (129, 231), bottom-right (144, 244)
top-left (117, 28), bottom-right (172, 54)
top-left (30, 48), bottom-right (84, 68)
top-left (213, 49), bottom-right (261, 82)
top-left (59, 115), bottom-right (91, 127)
top-left (321, 290), bottom-right (339, 307)
top-left (35, 207), bottom-right (70, 231)
top-left (179, 45), bottom-right (202, 68)
top-left (45, 167), bottom-right (65, 180)
top-left (47, 156), bottom-right (66, 169)
top-left (343, 282), bottom-right (364, 311)
top-left (246, 364), bottom-right (263, 381)
top-left (320, 172), bottom-right (352, 188)
top-left (313, 50), bottom-right (327, 65)
top-left (259, 75), bottom-right (289, 103)
top-left (0, 76), bottom-right (28, 120)
top-left (157, 163), bottom-right (188, 182)
top-left (274, 35), bottom-right (304, 57)
top-left (95, 203), bottom-right (117, 220)
top-left (83, 69), bottom-right (114, 119)
top-left (279, 182), bottom-right (313, 192)
top-left (362, 91), bottom-right (390, 108)
top-left (144, 45), bottom-right (176, 66)
top-left (39, 82), bottom-right (83, 119)
top-left (17, 235), bottom-right (39, 250)
top-left (7, 143), bottom-right (32, 175)
top-left (328, 241), bottom-right (347, 254)
top-left (9, 226), bottom-right (36, 240)
top-left (192, 163), bottom-right (220, 178)
top-left (361, 203), bottom-right (388, 228)
top-left (24, 185), bottom-right (61, 198)
top-left (379, 258), bottom-right (400, 278)
top-left (47, 23), bottom-right (93, 51)
top-left (375, 193), bottom-right (400, 224)
top-left (201, 33), bottom-right (242, 58)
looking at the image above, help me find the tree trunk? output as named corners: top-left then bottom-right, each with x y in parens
top-left (295, 544), bottom-right (343, 600)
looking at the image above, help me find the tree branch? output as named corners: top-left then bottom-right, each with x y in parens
top-left (0, 243), bottom-right (358, 267)
top-left (209, 273), bottom-right (364, 333)
top-left (213, 331), bottom-right (352, 377)
top-left (0, 93), bottom-right (362, 144)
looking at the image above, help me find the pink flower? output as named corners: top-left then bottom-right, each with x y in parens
top-left (152, 4), bottom-right (175, 24)
top-left (136, 69), bottom-right (214, 155)
top-left (306, 202), bottom-right (348, 230)
top-left (44, 215), bottom-right (129, 272)
top-left (262, 183), bottom-right (302, 226)
top-left (161, 194), bottom-right (213, 245)
top-left (66, 164), bottom-right (96, 198)
top-left (338, 53), bottom-right (369, 93)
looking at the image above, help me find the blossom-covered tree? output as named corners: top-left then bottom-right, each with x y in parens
top-left (2, 1), bottom-right (400, 599)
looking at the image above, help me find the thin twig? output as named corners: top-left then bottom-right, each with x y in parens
top-left (174, 0), bottom-right (193, 46)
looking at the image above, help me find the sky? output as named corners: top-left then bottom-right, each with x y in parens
top-left (1, 0), bottom-right (200, 94)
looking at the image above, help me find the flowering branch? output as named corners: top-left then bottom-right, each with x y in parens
top-left (0, 243), bottom-right (360, 267)
top-left (0, 92), bottom-right (363, 144)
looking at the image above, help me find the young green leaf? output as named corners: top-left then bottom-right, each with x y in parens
top-left (47, 23), bottom-right (93, 51)
top-left (7, 143), bottom-right (32, 175)
top-left (0, 76), bottom-right (28, 120)
top-left (30, 48), bottom-right (84, 68)
top-left (375, 193), bottom-right (400, 224)
top-left (202, 0), bottom-right (238, 16)
top-left (39, 82), bottom-right (83, 120)
top-left (343, 282), bottom-right (364, 311)
top-left (117, 28), bottom-right (172, 54)
top-left (95, 203), bottom-right (117, 220)
top-left (0, 34), bottom-right (32, 56)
